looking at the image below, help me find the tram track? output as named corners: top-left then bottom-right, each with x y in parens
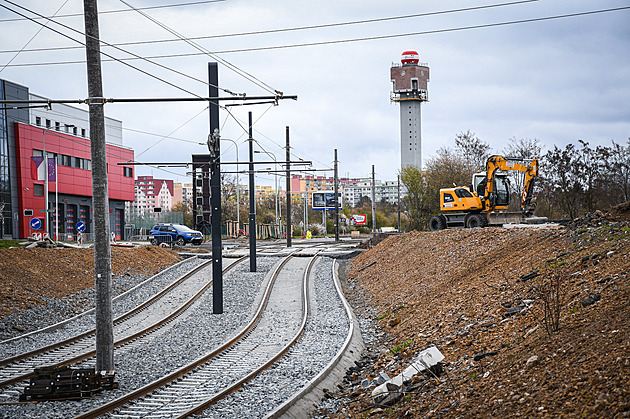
top-left (76, 254), bottom-right (316, 419)
top-left (0, 256), bottom-right (245, 393)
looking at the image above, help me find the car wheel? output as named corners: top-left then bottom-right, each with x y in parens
top-left (176, 237), bottom-right (185, 246)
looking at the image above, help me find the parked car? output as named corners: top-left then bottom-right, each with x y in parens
top-left (149, 224), bottom-right (203, 246)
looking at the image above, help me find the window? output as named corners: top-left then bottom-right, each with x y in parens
top-left (46, 119), bottom-right (51, 128)
top-left (33, 149), bottom-right (43, 157)
top-left (34, 184), bottom-right (44, 196)
top-left (454, 188), bottom-right (473, 198)
top-left (443, 193), bottom-right (454, 203)
top-left (81, 128), bottom-right (86, 137)
top-left (35, 117), bottom-right (41, 126)
top-left (55, 121), bottom-right (60, 131)
top-left (123, 167), bottom-right (133, 177)
top-left (73, 127), bottom-right (78, 136)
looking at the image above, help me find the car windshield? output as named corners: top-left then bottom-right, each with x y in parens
top-left (173, 224), bottom-right (194, 232)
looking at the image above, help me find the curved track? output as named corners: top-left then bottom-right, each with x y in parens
top-left (76, 254), bottom-right (316, 419)
top-left (0, 257), bottom-right (244, 392)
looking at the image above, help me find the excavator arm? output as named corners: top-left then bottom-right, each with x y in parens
top-left (485, 155), bottom-right (538, 215)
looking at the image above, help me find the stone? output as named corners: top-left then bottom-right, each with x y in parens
top-left (474, 351), bottom-right (498, 361)
top-left (526, 355), bottom-right (539, 368)
top-left (581, 294), bottom-right (601, 307)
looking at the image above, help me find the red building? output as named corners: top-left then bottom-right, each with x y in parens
top-left (14, 123), bottom-right (135, 239)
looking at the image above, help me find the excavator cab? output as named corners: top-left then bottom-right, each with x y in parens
top-left (472, 172), bottom-right (510, 209)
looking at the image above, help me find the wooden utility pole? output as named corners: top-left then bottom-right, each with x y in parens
top-left (285, 127), bottom-right (292, 247)
top-left (83, 0), bottom-right (113, 370)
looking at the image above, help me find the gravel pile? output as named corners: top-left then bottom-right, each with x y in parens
top-left (0, 256), bottom-right (278, 418)
top-left (197, 257), bottom-right (351, 418)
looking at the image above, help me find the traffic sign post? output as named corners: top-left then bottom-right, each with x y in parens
top-left (76, 221), bottom-right (86, 233)
top-left (30, 218), bottom-right (42, 231)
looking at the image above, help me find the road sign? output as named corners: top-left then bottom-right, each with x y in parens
top-left (76, 221), bottom-right (86, 233)
top-left (30, 218), bottom-right (42, 230)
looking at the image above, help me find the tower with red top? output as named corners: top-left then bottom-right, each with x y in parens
top-left (390, 50), bottom-right (429, 170)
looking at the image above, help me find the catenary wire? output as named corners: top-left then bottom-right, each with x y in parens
top-left (118, 0), bottom-right (279, 96)
top-left (0, 0), bottom-right (226, 23)
top-left (0, 0), bottom-right (538, 55)
top-left (0, 0), bottom-right (70, 74)
top-left (0, 2), bottom-right (204, 98)
top-left (2, 6), bottom-right (626, 67)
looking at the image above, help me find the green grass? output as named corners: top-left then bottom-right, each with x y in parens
top-left (390, 339), bottom-right (414, 354)
top-left (0, 240), bottom-right (22, 249)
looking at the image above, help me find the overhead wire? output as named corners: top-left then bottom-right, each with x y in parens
top-left (0, 1), bottom-right (204, 98)
top-left (0, 0), bottom-right (227, 23)
top-left (2, 5), bottom-right (627, 67)
top-left (0, 0), bottom-right (70, 74)
top-left (118, 0), bottom-right (279, 96)
top-left (0, 0), bottom-right (539, 55)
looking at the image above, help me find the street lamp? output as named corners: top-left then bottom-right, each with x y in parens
top-left (221, 138), bottom-right (240, 229)
top-left (254, 150), bottom-right (279, 234)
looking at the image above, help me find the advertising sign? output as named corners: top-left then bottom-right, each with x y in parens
top-left (350, 214), bottom-right (368, 226)
top-left (312, 191), bottom-right (342, 211)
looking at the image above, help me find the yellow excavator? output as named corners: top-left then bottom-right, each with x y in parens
top-left (429, 155), bottom-right (541, 230)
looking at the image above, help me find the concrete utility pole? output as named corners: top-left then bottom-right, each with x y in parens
top-left (371, 165), bottom-right (376, 235)
top-left (248, 112), bottom-right (256, 272)
top-left (83, 0), bottom-right (113, 371)
top-left (334, 149), bottom-right (339, 242)
top-left (285, 127), bottom-right (291, 247)
top-left (207, 63), bottom-right (222, 314)
top-left (397, 174), bottom-right (402, 232)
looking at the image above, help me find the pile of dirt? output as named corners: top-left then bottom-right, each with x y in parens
top-left (0, 245), bottom-right (180, 318)
top-left (608, 201), bottom-right (630, 221)
top-left (328, 225), bottom-right (629, 418)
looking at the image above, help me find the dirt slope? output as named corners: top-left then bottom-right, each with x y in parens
top-left (0, 246), bottom-right (180, 318)
top-left (333, 221), bottom-right (630, 418)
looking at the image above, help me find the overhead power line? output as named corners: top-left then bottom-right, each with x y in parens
top-left (0, 0), bottom-right (227, 23)
top-left (0, 1), bottom-right (204, 98)
top-left (0, 0), bottom-right (539, 55)
top-left (118, 0), bottom-right (279, 96)
top-left (2, 6), bottom-right (627, 68)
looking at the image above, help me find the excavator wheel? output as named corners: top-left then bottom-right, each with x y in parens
top-left (429, 216), bottom-right (446, 231)
top-left (466, 214), bottom-right (483, 228)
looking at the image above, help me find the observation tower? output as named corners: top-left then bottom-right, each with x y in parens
top-left (390, 50), bottom-right (429, 170)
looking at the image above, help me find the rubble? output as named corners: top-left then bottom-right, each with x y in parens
top-left (324, 223), bottom-right (630, 418)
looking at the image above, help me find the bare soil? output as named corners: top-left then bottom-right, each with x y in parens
top-left (0, 245), bottom-right (179, 318)
top-left (328, 215), bottom-right (630, 417)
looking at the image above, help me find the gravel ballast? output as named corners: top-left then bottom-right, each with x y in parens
top-left (0, 256), bottom-right (279, 418)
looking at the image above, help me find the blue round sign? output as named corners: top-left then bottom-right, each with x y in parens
top-left (76, 221), bottom-right (86, 233)
top-left (30, 218), bottom-right (42, 230)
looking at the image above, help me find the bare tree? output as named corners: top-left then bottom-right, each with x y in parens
top-left (454, 130), bottom-right (491, 171)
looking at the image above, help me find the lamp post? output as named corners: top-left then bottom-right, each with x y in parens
top-left (221, 138), bottom-right (240, 229)
top-left (53, 124), bottom-right (74, 242)
top-left (254, 150), bottom-right (279, 233)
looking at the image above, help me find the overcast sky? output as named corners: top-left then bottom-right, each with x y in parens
top-left (1, 0), bottom-right (629, 186)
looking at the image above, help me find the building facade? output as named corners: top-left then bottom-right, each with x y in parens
top-left (1, 78), bottom-right (134, 239)
top-left (128, 175), bottom-right (174, 216)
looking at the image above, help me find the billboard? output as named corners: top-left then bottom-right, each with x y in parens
top-left (350, 214), bottom-right (368, 226)
top-left (312, 191), bottom-right (343, 211)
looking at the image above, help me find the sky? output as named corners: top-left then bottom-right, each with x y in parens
top-left (1, 0), bottom-right (629, 186)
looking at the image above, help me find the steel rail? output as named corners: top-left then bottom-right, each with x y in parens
top-left (74, 254), bottom-right (304, 419)
top-left (0, 257), bottom-right (245, 390)
top-left (266, 258), bottom-right (362, 418)
top-left (179, 255), bottom-right (317, 417)
top-left (0, 258), bottom-right (210, 368)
